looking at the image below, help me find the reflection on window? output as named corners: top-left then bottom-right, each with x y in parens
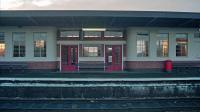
top-left (60, 31), bottom-right (79, 37)
top-left (157, 33), bottom-right (168, 57)
top-left (176, 34), bottom-right (188, 57)
top-left (84, 31), bottom-right (101, 37)
top-left (136, 32), bottom-right (149, 57)
top-left (83, 45), bottom-right (102, 57)
top-left (34, 40), bottom-right (46, 57)
top-left (137, 40), bottom-right (149, 57)
top-left (13, 32), bottom-right (25, 57)
top-left (34, 32), bottom-right (47, 57)
top-left (104, 31), bottom-right (123, 37)
top-left (0, 43), bottom-right (5, 56)
top-left (0, 32), bottom-right (5, 56)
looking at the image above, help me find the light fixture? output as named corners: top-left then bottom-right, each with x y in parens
top-left (82, 28), bottom-right (106, 31)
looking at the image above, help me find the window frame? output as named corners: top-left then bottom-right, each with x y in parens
top-left (33, 32), bottom-right (47, 57)
top-left (83, 31), bottom-right (102, 38)
top-left (156, 33), bottom-right (169, 57)
top-left (104, 30), bottom-right (124, 38)
top-left (59, 30), bottom-right (80, 38)
top-left (82, 44), bottom-right (103, 57)
top-left (136, 32), bottom-right (149, 57)
top-left (0, 32), bottom-right (5, 57)
top-left (13, 32), bottom-right (26, 57)
top-left (175, 33), bottom-right (188, 57)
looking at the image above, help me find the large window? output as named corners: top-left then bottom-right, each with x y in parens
top-left (60, 31), bottom-right (79, 38)
top-left (104, 31), bottom-right (123, 38)
top-left (34, 32), bottom-right (47, 57)
top-left (176, 34), bottom-right (188, 57)
top-left (136, 32), bottom-right (149, 57)
top-left (84, 31), bottom-right (101, 37)
top-left (0, 32), bottom-right (5, 56)
top-left (156, 33), bottom-right (169, 57)
top-left (13, 32), bottom-right (25, 57)
top-left (83, 45), bottom-right (102, 57)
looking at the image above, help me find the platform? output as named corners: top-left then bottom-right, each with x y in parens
top-left (0, 71), bottom-right (200, 79)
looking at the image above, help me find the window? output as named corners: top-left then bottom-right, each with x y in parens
top-left (156, 33), bottom-right (169, 57)
top-left (176, 34), bottom-right (188, 57)
top-left (84, 31), bottom-right (101, 37)
top-left (136, 32), bottom-right (149, 57)
top-left (13, 32), bottom-right (25, 57)
top-left (60, 31), bottom-right (79, 37)
top-left (83, 45), bottom-right (102, 57)
top-left (34, 32), bottom-right (47, 57)
top-left (104, 31), bottom-right (123, 38)
top-left (0, 32), bottom-right (5, 56)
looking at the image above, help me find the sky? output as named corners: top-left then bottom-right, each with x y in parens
top-left (0, 0), bottom-right (200, 12)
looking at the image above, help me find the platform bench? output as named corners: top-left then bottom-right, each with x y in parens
top-left (78, 62), bottom-right (105, 71)
top-left (0, 62), bottom-right (28, 73)
top-left (173, 61), bottom-right (200, 73)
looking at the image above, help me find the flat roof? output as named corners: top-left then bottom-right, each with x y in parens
top-left (0, 10), bottom-right (200, 28)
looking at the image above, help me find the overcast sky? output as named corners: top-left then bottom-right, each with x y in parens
top-left (0, 0), bottom-right (200, 12)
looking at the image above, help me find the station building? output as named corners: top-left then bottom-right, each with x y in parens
top-left (0, 10), bottom-right (200, 72)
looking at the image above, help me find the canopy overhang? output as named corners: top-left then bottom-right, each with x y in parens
top-left (0, 10), bottom-right (200, 28)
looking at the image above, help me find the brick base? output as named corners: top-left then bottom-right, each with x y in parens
top-left (27, 61), bottom-right (58, 70)
top-left (125, 61), bottom-right (164, 72)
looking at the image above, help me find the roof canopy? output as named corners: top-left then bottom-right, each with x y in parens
top-left (0, 10), bottom-right (200, 28)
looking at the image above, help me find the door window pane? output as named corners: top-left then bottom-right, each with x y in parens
top-left (61, 46), bottom-right (68, 65)
top-left (70, 47), bottom-right (77, 65)
top-left (114, 47), bottom-right (120, 64)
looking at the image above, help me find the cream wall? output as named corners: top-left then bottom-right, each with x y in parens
top-left (1, 26), bottom-right (200, 62)
top-left (126, 27), bottom-right (200, 61)
top-left (0, 26), bottom-right (57, 62)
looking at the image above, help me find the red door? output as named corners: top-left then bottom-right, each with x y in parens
top-left (61, 45), bottom-right (78, 71)
top-left (105, 45), bottom-right (122, 71)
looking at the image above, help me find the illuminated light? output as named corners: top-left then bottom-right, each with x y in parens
top-left (82, 28), bottom-right (106, 31)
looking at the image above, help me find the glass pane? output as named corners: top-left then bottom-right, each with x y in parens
top-left (70, 47), bottom-right (77, 65)
top-left (60, 31), bottom-right (79, 37)
top-left (34, 40), bottom-right (46, 57)
top-left (176, 34), bottom-right (188, 57)
top-left (137, 40), bottom-right (148, 57)
top-left (107, 47), bottom-right (112, 65)
top-left (104, 31), bottom-right (123, 37)
top-left (0, 43), bottom-right (5, 56)
top-left (157, 40), bottom-right (168, 57)
top-left (84, 31), bottom-right (101, 37)
top-left (0, 32), bottom-right (4, 40)
top-left (114, 47), bottom-right (120, 64)
top-left (83, 45), bottom-right (101, 57)
top-left (62, 47), bottom-right (68, 65)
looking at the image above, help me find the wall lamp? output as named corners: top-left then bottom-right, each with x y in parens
top-left (82, 28), bottom-right (106, 31)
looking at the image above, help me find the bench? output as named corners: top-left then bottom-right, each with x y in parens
top-left (173, 61), bottom-right (200, 73)
top-left (0, 62), bottom-right (28, 73)
top-left (78, 62), bottom-right (105, 71)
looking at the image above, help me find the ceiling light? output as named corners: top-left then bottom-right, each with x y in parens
top-left (82, 28), bottom-right (106, 31)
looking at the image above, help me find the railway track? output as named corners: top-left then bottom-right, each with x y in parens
top-left (0, 98), bottom-right (200, 112)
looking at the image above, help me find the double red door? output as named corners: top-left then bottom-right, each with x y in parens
top-left (105, 45), bottom-right (122, 71)
top-left (61, 45), bottom-right (78, 71)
